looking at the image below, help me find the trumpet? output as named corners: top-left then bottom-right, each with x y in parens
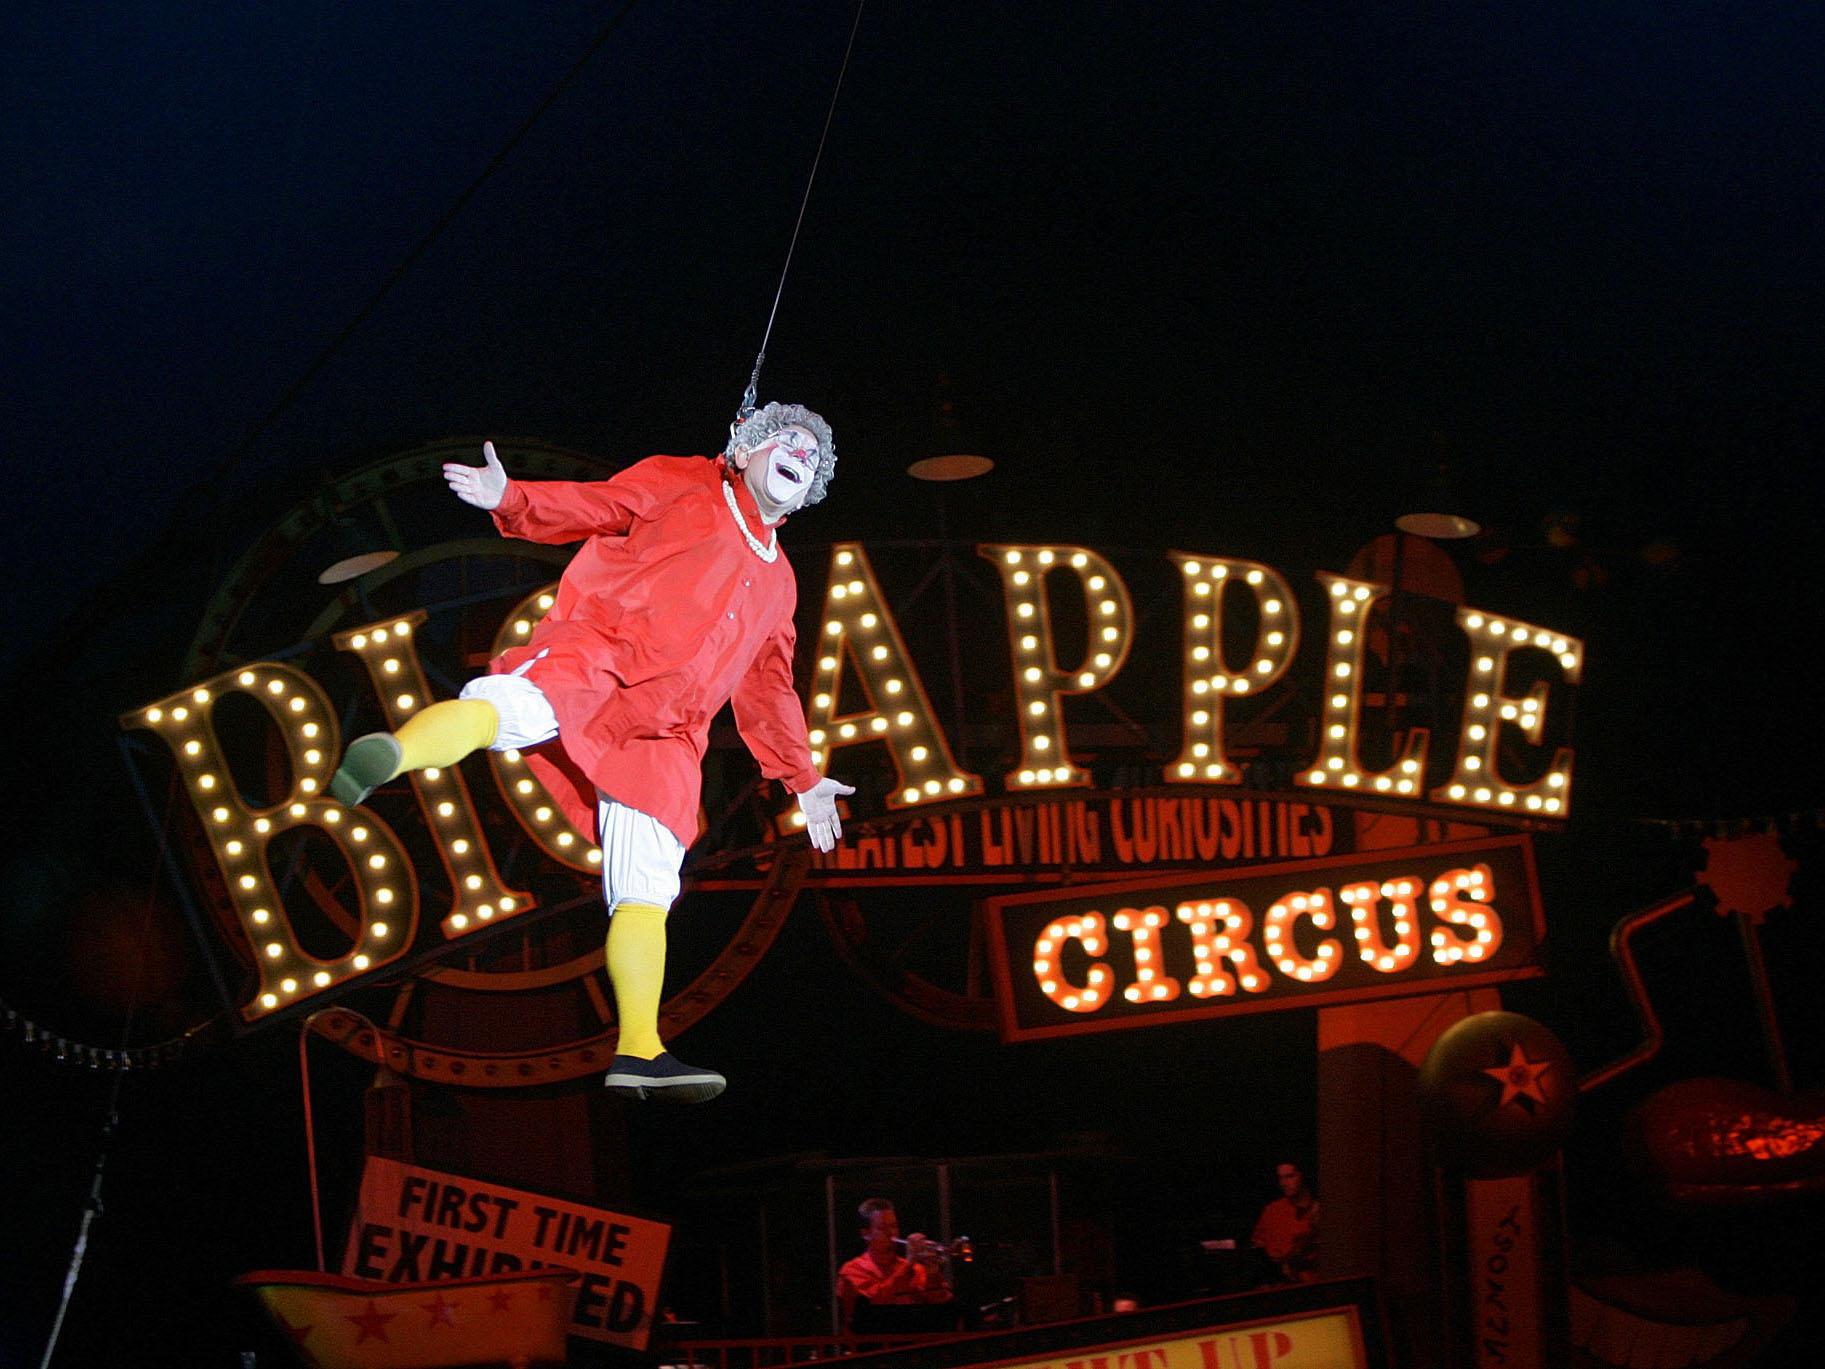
top-left (894, 1234), bottom-right (973, 1265)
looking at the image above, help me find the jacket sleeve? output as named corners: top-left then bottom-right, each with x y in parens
top-left (732, 616), bottom-right (821, 795)
top-left (490, 455), bottom-right (685, 544)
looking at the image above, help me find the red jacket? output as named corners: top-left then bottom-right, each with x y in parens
top-left (488, 454), bottom-right (820, 847)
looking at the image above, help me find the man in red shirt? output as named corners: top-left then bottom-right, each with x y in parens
top-left (1251, 1161), bottom-right (1320, 1282)
top-left (330, 402), bottom-right (852, 1102)
top-left (837, 1198), bottom-right (955, 1334)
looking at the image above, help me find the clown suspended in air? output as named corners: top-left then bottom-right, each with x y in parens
top-left (328, 403), bottom-right (854, 1102)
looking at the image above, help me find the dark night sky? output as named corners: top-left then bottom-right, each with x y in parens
top-left (4, 2), bottom-right (1825, 1363)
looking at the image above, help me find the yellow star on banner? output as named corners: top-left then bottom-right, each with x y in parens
top-left (1484, 1041), bottom-right (1554, 1109)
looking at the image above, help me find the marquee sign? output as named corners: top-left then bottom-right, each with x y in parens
top-left (983, 835), bottom-right (1544, 1040)
top-left (121, 538), bottom-right (1578, 1024)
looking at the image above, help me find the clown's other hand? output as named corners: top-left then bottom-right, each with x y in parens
top-left (444, 441), bottom-right (508, 510)
top-left (796, 776), bottom-right (855, 853)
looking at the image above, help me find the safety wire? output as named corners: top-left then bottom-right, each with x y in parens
top-left (36, 771), bottom-right (185, 1369)
top-left (735, 0), bottom-right (868, 428)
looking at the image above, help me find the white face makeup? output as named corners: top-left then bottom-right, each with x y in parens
top-left (740, 425), bottom-right (820, 523)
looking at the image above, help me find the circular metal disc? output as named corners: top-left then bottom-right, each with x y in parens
top-left (317, 549), bottom-right (400, 584)
top-left (1393, 511), bottom-right (1481, 540)
top-left (907, 453), bottom-right (995, 482)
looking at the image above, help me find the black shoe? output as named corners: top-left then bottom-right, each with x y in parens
top-left (602, 1052), bottom-right (726, 1104)
top-left (329, 733), bottom-right (403, 806)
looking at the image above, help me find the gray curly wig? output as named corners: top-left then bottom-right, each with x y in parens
top-left (726, 401), bottom-right (837, 507)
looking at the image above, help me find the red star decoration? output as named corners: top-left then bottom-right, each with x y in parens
top-left (488, 1288), bottom-right (516, 1314)
top-left (1698, 833), bottom-right (1797, 925)
top-left (344, 1299), bottom-right (398, 1344)
top-left (272, 1309), bottom-right (314, 1348)
top-left (1483, 1041), bottom-right (1554, 1109)
top-left (419, 1291), bottom-right (460, 1328)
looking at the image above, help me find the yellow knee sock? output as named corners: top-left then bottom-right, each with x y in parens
top-left (394, 699), bottom-right (499, 775)
top-left (606, 901), bottom-right (668, 1060)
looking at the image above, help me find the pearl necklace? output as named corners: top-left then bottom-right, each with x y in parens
top-left (722, 477), bottom-right (779, 562)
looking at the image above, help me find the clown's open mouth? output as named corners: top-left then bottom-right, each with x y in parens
top-left (775, 463), bottom-right (804, 484)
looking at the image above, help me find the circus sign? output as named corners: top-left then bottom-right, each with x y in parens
top-left (982, 835), bottom-right (1545, 1040)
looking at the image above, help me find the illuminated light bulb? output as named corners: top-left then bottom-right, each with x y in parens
top-left (500, 897), bottom-right (516, 912)
top-left (1328, 724), bottom-right (1346, 740)
top-left (254, 818), bottom-right (272, 834)
top-left (184, 739), bottom-right (202, 757)
top-left (1544, 797), bottom-right (1563, 813)
top-left (371, 922), bottom-right (390, 940)
top-left (237, 671), bottom-right (256, 687)
top-left (1339, 600), bottom-right (1356, 616)
top-left (1500, 704), bottom-right (1518, 721)
top-left (353, 954), bottom-right (371, 970)
top-left (902, 787), bottom-right (921, 803)
top-left (911, 745), bottom-right (929, 761)
top-left (211, 807), bottom-right (230, 823)
top-left (1191, 679), bottom-right (1209, 696)
top-left (924, 779), bottom-right (941, 795)
top-left (1267, 631), bottom-right (1285, 646)
top-left (846, 579), bottom-right (864, 595)
top-left (1033, 735), bottom-right (1051, 750)
top-left (376, 888), bottom-right (394, 905)
top-left (351, 634), bottom-right (368, 649)
top-left (1375, 776), bottom-right (1392, 791)
top-left (313, 972), bottom-right (331, 988)
top-left (1468, 724), bottom-right (1487, 741)
top-left (465, 874), bottom-right (484, 889)
top-left (225, 840), bottom-right (244, 857)
top-left (1013, 570), bottom-right (1031, 586)
top-left (837, 550), bottom-right (855, 567)
top-left (839, 722), bottom-right (856, 739)
top-left (289, 697), bottom-right (306, 713)
top-left (1397, 779), bottom-right (1415, 794)
top-left (304, 749), bottom-right (322, 765)
top-left (1192, 742), bottom-right (1210, 758)
top-left (826, 621), bottom-right (842, 635)
top-left (1512, 626), bottom-right (1530, 642)
top-left (298, 777), bottom-right (317, 793)
top-left (370, 627), bottom-right (389, 644)
top-left (1476, 656), bottom-right (1494, 673)
top-left (586, 850), bottom-right (602, 864)
top-left (860, 613), bottom-right (878, 628)
top-left (555, 833), bottom-right (574, 849)
top-left (367, 854), bottom-right (386, 870)
top-left (885, 679), bottom-right (903, 694)
top-left (814, 693), bottom-right (832, 709)
top-left (198, 774), bottom-right (217, 790)
top-left (436, 801), bottom-right (456, 818)
top-left (1034, 549), bottom-right (1055, 566)
top-left (1245, 569), bottom-right (1264, 586)
top-left (1473, 692), bottom-right (1490, 708)
top-left (1023, 667), bottom-right (1042, 683)
top-left (1093, 652), bottom-right (1113, 668)
top-left (1017, 602), bottom-right (1036, 618)
top-left (809, 729), bottom-right (826, 745)
top-left (1264, 599), bottom-right (1283, 615)
top-left (1193, 581), bottom-right (1212, 597)
top-left (1203, 763), bottom-right (1224, 779)
top-left (146, 707), bottom-right (164, 723)
top-left (1192, 645), bottom-right (1211, 662)
top-left (1448, 784), bottom-right (1466, 799)
top-left (1231, 679), bottom-right (1251, 693)
top-left (302, 722), bottom-right (319, 739)
top-left (1077, 671), bottom-right (1095, 687)
top-left (251, 908), bottom-right (270, 925)
top-left (948, 777), bottom-right (966, 792)
top-left (1183, 560), bottom-right (1200, 577)
top-left (264, 942), bottom-right (283, 959)
top-left (1018, 770), bottom-right (1035, 785)
top-left (532, 805), bottom-right (551, 822)
top-left (870, 717), bottom-right (888, 733)
top-left (1474, 787), bottom-right (1492, 802)
top-left (1193, 614), bottom-right (1210, 630)
top-left (267, 681), bottom-right (284, 696)
top-left (1548, 772), bottom-right (1566, 788)
top-left (450, 839), bottom-right (470, 855)
top-left (1334, 662), bottom-right (1352, 678)
top-left (1336, 630), bottom-right (1353, 646)
top-left (1020, 635), bottom-right (1038, 651)
top-left (1098, 600), bottom-right (1116, 616)
top-left (1191, 710), bottom-right (1210, 726)
top-left (1102, 626), bottom-right (1119, 642)
top-left (1465, 755), bottom-right (1482, 771)
top-left (537, 594), bottom-right (555, 609)
top-left (478, 905), bottom-right (494, 920)
top-left (514, 619), bottom-right (531, 635)
top-left (1087, 575), bottom-right (1107, 592)
top-left (1179, 762), bottom-right (1197, 778)
top-left (396, 694), bottom-right (415, 710)
top-left (172, 706), bottom-right (189, 720)
top-left (516, 779), bottom-right (534, 795)
top-left (261, 993), bottom-right (278, 1010)
top-left (810, 749), bottom-right (824, 764)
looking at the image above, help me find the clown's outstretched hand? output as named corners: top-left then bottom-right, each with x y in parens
top-left (797, 776), bottom-right (856, 853)
top-left (444, 441), bottom-right (508, 510)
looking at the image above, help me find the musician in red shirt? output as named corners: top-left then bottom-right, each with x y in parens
top-left (330, 402), bottom-right (852, 1102)
top-left (1251, 1161), bottom-right (1320, 1282)
top-left (837, 1198), bottom-right (955, 1334)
